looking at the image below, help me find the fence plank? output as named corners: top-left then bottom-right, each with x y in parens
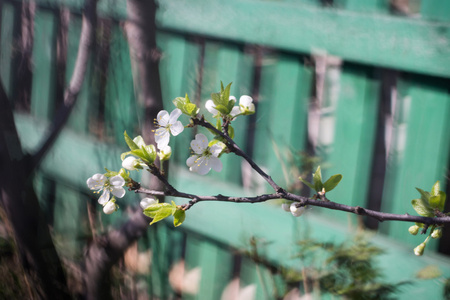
top-left (157, 0), bottom-right (450, 78)
top-left (158, 34), bottom-right (202, 165)
top-left (320, 65), bottom-right (380, 221)
top-left (380, 75), bottom-right (450, 249)
top-left (253, 53), bottom-right (312, 191)
top-left (31, 9), bottom-right (57, 119)
top-left (104, 23), bottom-right (136, 144)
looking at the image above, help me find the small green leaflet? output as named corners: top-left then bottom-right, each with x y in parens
top-left (143, 201), bottom-right (186, 227)
top-left (412, 181), bottom-right (447, 217)
top-left (299, 166), bottom-right (342, 194)
top-left (124, 131), bottom-right (139, 150)
top-left (313, 166), bottom-right (323, 192)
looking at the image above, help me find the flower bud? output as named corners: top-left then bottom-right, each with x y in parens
top-left (414, 242), bottom-right (426, 256)
top-left (158, 145), bottom-right (172, 161)
top-left (140, 197), bottom-right (158, 210)
top-left (408, 225), bottom-right (419, 235)
top-left (431, 228), bottom-right (442, 239)
top-left (122, 156), bottom-right (140, 171)
top-left (281, 203), bottom-right (291, 212)
top-left (103, 200), bottom-right (118, 214)
top-left (290, 203), bottom-right (305, 217)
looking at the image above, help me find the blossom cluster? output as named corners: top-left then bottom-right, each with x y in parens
top-left (87, 84), bottom-right (254, 215)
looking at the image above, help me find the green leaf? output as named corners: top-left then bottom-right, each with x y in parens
top-left (131, 149), bottom-right (146, 161)
top-left (429, 195), bottom-right (442, 210)
top-left (173, 94), bottom-right (199, 116)
top-left (173, 208), bottom-right (186, 227)
top-left (185, 103), bottom-right (199, 116)
top-left (143, 145), bottom-right (156, 163)
top-left (299, 177), bottom-right (315, 190)
top-left (144, 203), bottom-right (175, 225)
top-left (215, 104), bottom-right (230, 115)
top-left (211, 92), bottom-right (221, 106)
top-left (431, 181), bottom-right (440, 197)
top-left (222, 82), bottom-right (232, 106)
top-left (227, 125), bottom-right (235, 139)
top-left (120, 151), bottom-right (132, 161)
top-left (124, 131), bottom-right (139, 150)
top-left (313, 166), bottom-right (323, 192)
top-left (430, 191), bottom-right (446, 212)
top-left (323, 174), bottom-right (343, 192)
top-left (411, 198), bottom-right (434, 217)
top-left (415, 187), bottom-right (431, 202)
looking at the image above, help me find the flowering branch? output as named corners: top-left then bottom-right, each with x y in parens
top-left (87, 82), bottom-right (449, 256)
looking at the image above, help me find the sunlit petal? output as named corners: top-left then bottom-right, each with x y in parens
top-left (98, 189), bottom-right (110, 205)
top-left (157, 110), bottom-right (170, 126)
top-left (209, 157), bottom-right (223, 172)
top-left (169, 108), bottom-right (182, 124)
top-left (170, 121), bottom-right (184, 136)
top-left (205, 100), bottom-right (218, 115)
top-left (210, 144), bottom-right (223, 157)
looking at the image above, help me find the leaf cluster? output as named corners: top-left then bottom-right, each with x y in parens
top-left (173, 93), bottom-right (199, 117)
top-left (412, 181), bottom-right (447, 218)
top-left (143, 201), bottom-right (185, 227)
top-left (299, 166), bottom-right (343, 194)
top-left (210, 82), bottom-right (235, 115)
top-left (121, 131), bottom-right (156, 164)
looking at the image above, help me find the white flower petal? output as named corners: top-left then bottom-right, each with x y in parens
top-left (87, 173), bottom-right (106, 190)
top-left (110, 175), bottom-right (125, 187)
top-left (239, 95), bottom-right (253, 106)
top-left (195, 156), bottom-right (211, 175)
top-left (282, 203), bottom-right (291, 212)
top-left (230, 106), bottom-right (240, 117)
top-left (122, 156), bottom-right (137, 170)
top-left (229, 96), bottom-right (236, 102)
top-left (209, 157), bottom-right (222, 172)
top-left (210, 144), bottom-right (223, 157)
top-left (169, 108), bottom-right (182, 124)
top-left (186, 155), bottom-right (198, 167)
top-left (155, 128), bottom-right (170, 148)
top-left (157, 110), bottom-right (170, 126)
top-left (170, 121), bottom-right (184, 136)
top-left (103, 200), bottom-right (118, 214)
top-left (98, 189), bottom-right (110, 205)
top-left (205, 100), bottom-right (218, 115)
top-left (191, 134), bottom-right (208, 154)
top-left (140, 197), bottom-right (158, 209)
top-left (111, 186), bottom-right (126, 198)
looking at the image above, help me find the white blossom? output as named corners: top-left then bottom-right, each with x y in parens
top-left (230, 95), bottom-right (255, 117)
top-left (140, 197), bottom-right (158, 209)
top-left (155, 109), bottom-right (184, 149)
top-left (281, 203), bottom-right (291, 212)
top-left (186, 133), bottom-right (223, 175)
top-left (87, 174), bottom-right (126, 205)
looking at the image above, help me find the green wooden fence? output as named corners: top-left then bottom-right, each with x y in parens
top-left (2, 0), bottom-right (450, 299)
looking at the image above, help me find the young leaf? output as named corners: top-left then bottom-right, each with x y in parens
top-left (313, 166), bottom-right (323, 192)
top-left (431, 181), bottom-right (440, 197)
top-left (143, 145), bottom-right (156, 163)
top-left (222, 82), bottom-right (232, 106)
top-left (144, 203), bottom-right (175, 225)
top-left (227, 125), bottom-right (235, 139)
top-left (299, 177), bottom-right (315, 190)
top-left (124, 131), bottom-right (139, 150)
top-left (173, 208), bottom-right (186, 227)
top-left (323, 174), bottom-right (343, 192)
top-left (211, 92), bottom-right (221, 106)
top-left (439, 191), bottom-right (447, 212)
top-left (429, 195), bottom-right (442, 210)
top-left (411, 198), bottom-right (434, 217)
top-left (415, 188), bottom-right (431, 202)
